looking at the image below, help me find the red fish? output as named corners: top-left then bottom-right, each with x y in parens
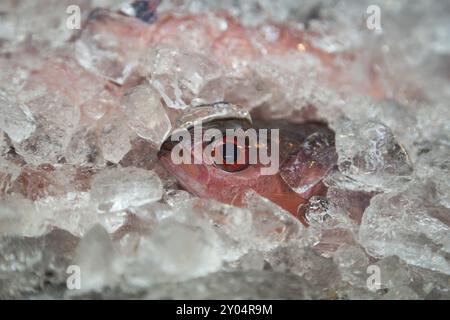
top-left (158, 105), bottom-right (337, 222)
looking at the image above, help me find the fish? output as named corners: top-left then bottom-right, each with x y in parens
top-left (158, 108), bottom-right (337, 222)
top-left (73, 8), bottom-right (353, 220)
top-left (0, 6), bottom-right (381, 217)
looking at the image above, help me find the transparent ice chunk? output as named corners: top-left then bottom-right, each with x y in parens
top-left (333, 245), bottom-right (369, 288)
top-left (280, 131), bottom-right (337, 195)
top-left (0, 90), bottom-right (36, 143)
top-left (374, 256), bottom-right (414, 290)
top-left (35, 191), bottom-right (99, 238)
top-left (0, 229), bottom-right (79, 298)
top-left (98, 113), bottom-right (133, 164)
top-left (65, 125), bottom-right (102, 166)
top-left (144, 46), bottom-right (222, 109)
top-left (0, 195), bottom-right (47, 237)
top-left (266, 246), bottom-right (341, 294)
top-left (90, 167), bottom-right (163, 213)
top-left (241, 190), bottom-right (315, 251)
top-left (75, 8), bottom-right (151, 85)
top-left (73, 225), bottom-right (123, 291)
top-left (135, 220), bottom-right (223, 280)
top-left (13, 94), bottom-right (80, 165)
top-left (359, 180), bottom-right (450, 275)
top-left (297, 196), bottom-right (358, 257)
top-left (332, 119), bottom-right (413, 192)
top-left (120, 84), bottom-right (172, 148)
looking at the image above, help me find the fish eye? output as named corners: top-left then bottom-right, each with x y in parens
top-left (212, 138), bottom-right (250, 172)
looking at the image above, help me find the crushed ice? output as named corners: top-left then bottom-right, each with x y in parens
top-left (0, 0), bottom-right (449, 299)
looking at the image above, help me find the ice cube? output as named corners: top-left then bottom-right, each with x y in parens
top-left (120, 84), bottom-right (172, 148)
top-left (415, 143), bottom-right (450, 208)
top-left (35, 191), bottom-right (99, 238)
top-left (0, 90), bottom-right (36, 143)
top-left (129, 202), bottom-right (175, 224)
top-left (144, 46), bottom-right (222, 108)
top-left (136, 220), bottom-right (223, 280)
top-left (11, 164), bottom-right (77, 201)
top-left (247, 52), bottom-right (329, 120)
top-left (143, 270), bottom-right (314, 299)
top-left (75, 9), bottom-right (152, 84)
top-left (325, 187), bottom-right (375, 224)
top-left (0, 229), bottom-right (79, 298)
top-left (359, 180), bottom-right (450, 275)
top-left (414, 266), bottom-right (450, 299)
top-left (90, 167), bottom-right (163, 213)
top-left (366, 100), bottom-right (420, 159)
top-left (231, 250), bottom-right (266, 271)
top-left (65, 125), bottom-right (102, 166)
top-left (333, 245), bottom-right (369, 288)
top-left (0, 131), bottom-right (8, 156)
top-left (0, 155), bottom-right (21, 197)
top-left (297, 196), bottom-right (358, 257)
top-left (241, 190), bottom-right (316, 251)
top-left (0, 234), bottom-right (45, 297)
top-left (0, 195), bottom-right (47, 237)
top-left (332, 119), bottom-right (413, 192)
top-left (374, 256), bottom-right (414, 290)
top-left (299, 196), bottom-right (338, 226)
top-left (98, 113), bottom-right (133, 164)
top-left (381, 286), bottom-right (420, 300)
top-left (73, 225), bottom-right (123, 292)
top-left (266, 246), bottom-right (341, 294)
top-left (163, 189), bottom-right (194, 208)
top-left (172, 198), bottom-right (254, 261)
top-left (223, 75), bottom-right (274, 110)
top-left (10, 165), bottom-right (54, 200)
top-left (13, 94), bottom-right (80, 165)
top-left (280, 131), bottom-right (337, 195)
top-left (120, 137), bottom-right (159, 170)
top-left (192, 77), bottom-right (227, 106)
top-left (80, 88), bottom-right (116, 121)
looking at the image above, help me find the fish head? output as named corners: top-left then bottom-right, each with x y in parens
top-left (158, 114), bottom-right (336, 219)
